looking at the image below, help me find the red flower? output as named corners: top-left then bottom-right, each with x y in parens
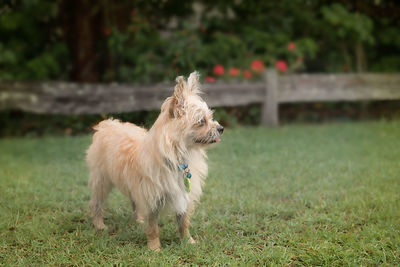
top-left (287, 42), bottom-right (296, 51)
top-left (275, 60), bottom-right (288, 73)
top-left (104, 27), bottom-right (111, 36)
top-left (229, 67), bottom-right (241, 76)
top-left (205, 76), bottom-right (216, 83)
top-left (130, 10), bottom-right (137, 17)
top-left (251, 60), bottom-right (265, 73)
top-left (213, 65), bottom-right (225, 76)
top-left (244, 70), bottom-right (252, 79)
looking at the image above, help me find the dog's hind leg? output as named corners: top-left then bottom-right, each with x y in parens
top-left (131, 200), bottom-right (144, 223)
top-left (145, 209), bottom-right (161, 251)
top-left (89, 172), bottom-right (112, 230)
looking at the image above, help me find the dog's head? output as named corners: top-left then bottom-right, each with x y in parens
top-left (160, 72), bottom-right (223, 146)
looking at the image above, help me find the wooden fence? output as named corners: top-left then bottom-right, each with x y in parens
top-left (1, 71), bottom-right (399, 126)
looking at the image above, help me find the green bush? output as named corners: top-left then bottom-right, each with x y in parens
top-left (0, 1), bottom-right (69, 80)
top-left (0, 1), bottom-right (398, 81)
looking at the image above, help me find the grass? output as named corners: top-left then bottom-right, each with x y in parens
top-left (1, 120), bottom-right (400, 266)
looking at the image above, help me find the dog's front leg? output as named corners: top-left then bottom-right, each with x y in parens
top-left (176, 212), bottom-right (197, 244)
top-left (145, 211), bottom-right (161, 251)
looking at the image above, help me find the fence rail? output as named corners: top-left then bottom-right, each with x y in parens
top-left (1, 71), bottom-right (399, 126)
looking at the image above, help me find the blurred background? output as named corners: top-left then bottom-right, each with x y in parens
top-left (1, 0), bottom-right (399, 136)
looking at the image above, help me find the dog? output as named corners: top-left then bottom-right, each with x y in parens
top-left (86, 72), bottom-right (223, 251)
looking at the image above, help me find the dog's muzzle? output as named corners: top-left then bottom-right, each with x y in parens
top-left (195, 126), bottom-right (223, 144)
top-left (217, 125), bottom-right (224, 134)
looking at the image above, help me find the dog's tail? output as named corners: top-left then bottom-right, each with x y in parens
top-left (92, 118), bottom-right (120, 131)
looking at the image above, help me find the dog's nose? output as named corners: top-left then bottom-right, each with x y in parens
top-left (217, 125), bottom-right (224, 134)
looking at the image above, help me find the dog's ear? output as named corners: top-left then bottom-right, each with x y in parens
top-left (170, 76), bottom-right (187, 118)
top-left (187, 71), bottom-right (200, 94)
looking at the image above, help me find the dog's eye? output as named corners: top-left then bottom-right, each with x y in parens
top-left (198, 118), bottom-right (206, 126)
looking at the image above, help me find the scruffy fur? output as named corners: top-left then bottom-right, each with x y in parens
top-left (86, 72), bottom-right (223, 251)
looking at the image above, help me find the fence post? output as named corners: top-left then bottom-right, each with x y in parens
top-left (261, 69), bottom-right (278, 127)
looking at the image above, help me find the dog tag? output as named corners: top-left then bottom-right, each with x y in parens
top-left (184, 177), bottom-right (191, 192)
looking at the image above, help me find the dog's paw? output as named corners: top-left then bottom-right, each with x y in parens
top-left (135, 214), bottom-right (145, 225)
top-left (148, 239), bottom-right (161, 252)
top-left (93, 221), bottom-right (108, 231)
top-left (95, 225), bottom-right (108, 231)
top-left (151, 247), bottom-right (161, 252)
top-left (187, 236), bottom-right (198, 244)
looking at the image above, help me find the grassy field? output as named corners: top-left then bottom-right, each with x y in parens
top-left (1, 120), bottom-right (399, 266)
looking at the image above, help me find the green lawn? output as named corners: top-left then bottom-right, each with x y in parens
top-left (1, 120), bottom-right (400, 266)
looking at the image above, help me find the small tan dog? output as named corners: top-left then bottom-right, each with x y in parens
top-left (86, 72), bottom-right (223, 251)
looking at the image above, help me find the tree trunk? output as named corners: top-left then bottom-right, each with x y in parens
top-left (60, 0), bottom-right (103, 82)
top-left (355, 42), bottom-right (367, 73)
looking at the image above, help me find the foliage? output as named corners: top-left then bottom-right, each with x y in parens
top-left (0, 110), bottom-right (158, 137)
top-left (106, 4), bottom-right (318, 83)
top-left (0, 0), bottom-right (399, 81)
top-left (321, 4), bottom-right (374, 44)
top-left (369, 20), bottom-right (400, 72)
top-left (1, 121), bottom-right (400, 265)
top-left (0, 0), bottom-right (69, 80)
top-left (106, 13), bottom-right (166, 83)
top-left (319, 4), bottom-right (374, 72)
top-left (213, 107), bottom-right (238, 127)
